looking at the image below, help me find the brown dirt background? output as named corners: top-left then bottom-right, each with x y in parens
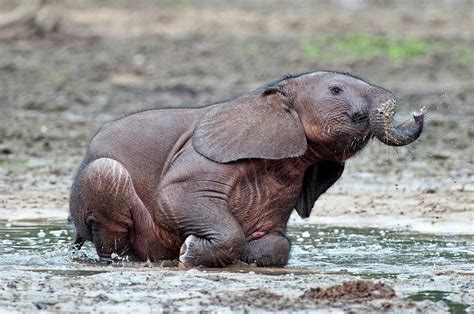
top-left (0, 0), bottom-right (473, 312)
top-left (0, 0), bottom-right (472, 229)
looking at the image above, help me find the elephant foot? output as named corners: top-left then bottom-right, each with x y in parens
top-left (241, 232), bottom-right (290, 267)
top-left (178, 235), bottom-right (196, 267)
top-left (179, 233), bottom-right (245, 268)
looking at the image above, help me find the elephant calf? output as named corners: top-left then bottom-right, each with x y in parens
top-left (70, 71), bottom-right (424, 267)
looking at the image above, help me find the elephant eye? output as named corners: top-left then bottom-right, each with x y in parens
top-left (330, 86), bottom-right (343, 95)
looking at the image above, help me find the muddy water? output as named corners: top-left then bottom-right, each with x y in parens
top-left (0, 220), bottom-right (472, 312)
top-left (0, 220), bottom-right (472, 274)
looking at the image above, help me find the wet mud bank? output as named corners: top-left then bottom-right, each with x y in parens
top-left (1, 261), bottom-right (472, 312)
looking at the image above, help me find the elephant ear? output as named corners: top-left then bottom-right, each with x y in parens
top-left (295, 161), bottom-right (345, 218)
top-left (192, 88), bottom-right (307, 163)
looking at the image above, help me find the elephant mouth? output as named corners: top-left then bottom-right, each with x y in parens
top-left (351, 112), bottom-right (370, 124)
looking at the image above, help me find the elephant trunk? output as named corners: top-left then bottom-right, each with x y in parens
top-left (369, 97), bottom-right (424, 146)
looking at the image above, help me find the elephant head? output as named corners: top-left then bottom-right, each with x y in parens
top-left (193, 71), bottom-right (424, 218)
top-left (193, 71), bottom-right (424, 163)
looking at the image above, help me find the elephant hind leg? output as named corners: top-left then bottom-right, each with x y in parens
top-left (70, 157), bottom-right (178, 262)
top-left (70, 158), bottom-right (136, 259)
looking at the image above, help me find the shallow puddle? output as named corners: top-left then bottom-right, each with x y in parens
top-left (0, 220), bottom-right (472, 278)
top-left (287, 224), bottom-right (473, 278)
top-left (0, 220), bottom-right (472, 311)
top-left (0, 220), bottom-right (98, 269)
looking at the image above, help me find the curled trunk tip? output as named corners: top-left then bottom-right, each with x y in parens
top-left (370, 99), bottom-right (424, 147)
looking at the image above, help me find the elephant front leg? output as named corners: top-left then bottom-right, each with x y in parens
top-left (159, 190), bottom-right (246, 268)
top-left (241, 232), bottom-right (290, 267)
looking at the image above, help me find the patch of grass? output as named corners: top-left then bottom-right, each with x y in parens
top-left (232, 38), bottom-right (259, 55)
top-left (300, 39), bottom-right (320, 58)
top-left (0, 160), bottom-right (32, 170)
top-left (171, 1), bottom-right (194, 12)
top-left (386, 38), bottom-right (427, 59)
top-left (300, 33), bottom-right (428, 62)
top-left (454, 50), bottom-right (474, 71)
top-left (331, 33), bottom-right (385, 58)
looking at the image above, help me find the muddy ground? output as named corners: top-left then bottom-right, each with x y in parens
top-left (0, 0), bottom-right (473, 312)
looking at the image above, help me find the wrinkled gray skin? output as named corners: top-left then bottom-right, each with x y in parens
top-left (69, 71), bottom-right (424, 267)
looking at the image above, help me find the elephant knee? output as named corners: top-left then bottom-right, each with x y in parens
top-left (220, 229), bottom-right (246, 259)
top-left (272, 236), bottom-right (290, 266)
top-left (243, 233), bottom-right (290, 267)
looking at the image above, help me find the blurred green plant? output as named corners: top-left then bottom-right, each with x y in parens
top-left (0, 160), bottom-right (32, 170)
top-left (300, 39), bottom-right (320, 58)
top-left (386, 38), bottom-right (426, 59)
top-left (232, 38), bottom-right (259, 55)
top-left (300, 33), bottom-right (428, 61)
top-left (454, 50), bottom-right (474, 71)
top-left (173, 2), bottom-right (193, 12)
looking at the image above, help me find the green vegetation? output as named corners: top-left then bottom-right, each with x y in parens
top-left (0, 160), bottom-right (32, 170)
top-left (300, 39), bottom-right (320, 59)
top-left (232, 38), bottom-right (260, 55)
top-left (300, 33), bottom-right (429, 61)
top-left (454, 50), bottom-right (474, 71)
top-left (172, 2), bottom-right (194, 12)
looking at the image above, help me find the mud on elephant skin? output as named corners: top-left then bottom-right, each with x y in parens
top-left (69, 71), bottom-right (424, 267)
